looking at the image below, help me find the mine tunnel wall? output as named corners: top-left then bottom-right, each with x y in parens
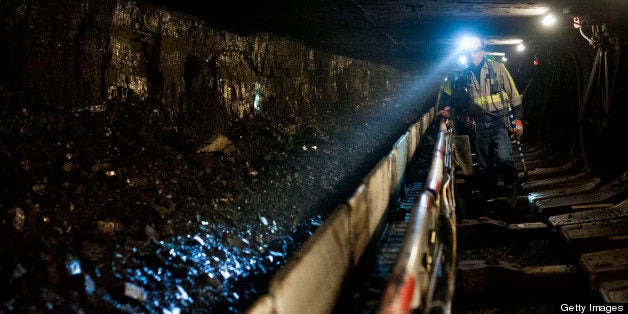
top-left (518, 41), bottom-right (628, 178)
top-left (1, 0), bottom-right (425, 136)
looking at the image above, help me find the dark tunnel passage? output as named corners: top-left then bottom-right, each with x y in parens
top-left (1, 0), bottom-right (627, 313)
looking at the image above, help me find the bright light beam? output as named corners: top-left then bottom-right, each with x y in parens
top-left (542, 14), bottom-right (557, 26)
top-left (458, 56), bottom-right (468, 66)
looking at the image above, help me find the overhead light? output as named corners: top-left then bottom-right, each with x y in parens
top-left (516, 43), bottom-right (526, 52)
top-left (485, 38), bottom-right (523, 46)
top-left (542, 13), bottom-right (557, 26)
top-left (458, 55), bottom-right (468, 66)
top-left (502, 56), bottom-right (508, 62)
top-left (494, 6), bottom-right (551, 16)
top-left (485, 52), bottom-right (505, 57)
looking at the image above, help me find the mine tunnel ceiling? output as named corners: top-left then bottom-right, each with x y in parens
top-left (154, 0), bottom-right (628, 70)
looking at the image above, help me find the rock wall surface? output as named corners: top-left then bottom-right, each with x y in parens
top-left (2, 0), bottom-right (415, 133)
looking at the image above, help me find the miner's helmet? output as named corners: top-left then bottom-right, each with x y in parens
top-left (461, 36), bottom-right (485, 54)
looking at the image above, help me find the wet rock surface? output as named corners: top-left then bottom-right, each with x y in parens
top-left (0, 95), bottom-right (428, 313)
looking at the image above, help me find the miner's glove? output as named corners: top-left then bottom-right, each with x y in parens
top-left (437, 106), bottom-right (451, 118)
top-left (509, 119), bottom-right (524, 139)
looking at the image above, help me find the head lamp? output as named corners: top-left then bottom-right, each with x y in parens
top-left (460, 36), bottom-right (484, 52)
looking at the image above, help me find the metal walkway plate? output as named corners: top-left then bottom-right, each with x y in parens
top-left (520, 171), bottom-right (588, 192)
top-left (549, 198), bottom-right (628, 229)
top-left (517, 148), bottom-right (551, 160)
top-left (579, 248), bottom-right (628, 290)
top-left (528, 178), bottom-right (602, 202)
top-left (518, 162), bottom-right (574, 179)
top-left (598, 280), bottom-right (628, 303)
top-left (457, 260), bottom-right (580, 295)
top-left (524, 153), bottom-right (562, 162)
top-left (515, 159), bottom-right (565, 172)
top-left (560, 218), bottom-right (628, 254)
top-left (457, 218), bottom-right (547, 247)
top-left (534, 181), bottom-right (628, 215)
top-left (519, 143), bottom-right (546, 156)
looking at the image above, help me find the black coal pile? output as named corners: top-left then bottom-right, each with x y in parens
top-left (0, 95), bottom-right (426, 313)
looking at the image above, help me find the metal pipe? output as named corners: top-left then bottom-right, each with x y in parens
top-left (604, 50), bottom-right (610, 116)
top-left (579, 26), bottom-right (593, 45)
top-left (569, 52), bottom-right (583, 166)
top-left (380, 120), bottom-right (451, 313)
top-left (580, 48), bottom-right (602, 122)
top-left (425, 122), bottom-right (447, 193)
top-left (423, 173), bottom-right (457, 314)
top-left (423, 243), bottom-right (444, 314)
top-left (440, 174), bottom-right (457, 306)
top-left (608, 38), bottom-right (621, 110)
top-left (445, 210), bottom-right (457, 305)
top-left (578, 48), bottom-right (602, 172)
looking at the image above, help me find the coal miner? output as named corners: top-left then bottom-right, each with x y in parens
top-left (439, 36), bottom-right (524, 209)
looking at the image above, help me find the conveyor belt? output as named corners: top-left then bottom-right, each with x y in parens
top-left (333, 183), bottom-right (423, 313)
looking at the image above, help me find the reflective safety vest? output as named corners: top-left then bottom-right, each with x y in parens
top-left (439, 59), bottom-right (523, 119)
top-left (472, 91), bottom-right (510, 107)
top-left (467, 59), bottom-right (522, 117)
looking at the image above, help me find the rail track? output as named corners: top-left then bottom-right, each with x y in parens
top-left (248, 108), bottom-right (628, 314)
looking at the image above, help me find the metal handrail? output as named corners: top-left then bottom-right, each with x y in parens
top-left (379, 118), bottom-right (458, 313)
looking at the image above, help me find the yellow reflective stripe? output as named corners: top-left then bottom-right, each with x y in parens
top-left (442, 80), bottom-right (453, 96)
top-left (473, 91), bottom-right (509, 106)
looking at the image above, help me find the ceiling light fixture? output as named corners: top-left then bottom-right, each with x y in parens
top-left (484, 38), bottom-right (523, 46)
top-left (485, 52), bottom-right (505, 57)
